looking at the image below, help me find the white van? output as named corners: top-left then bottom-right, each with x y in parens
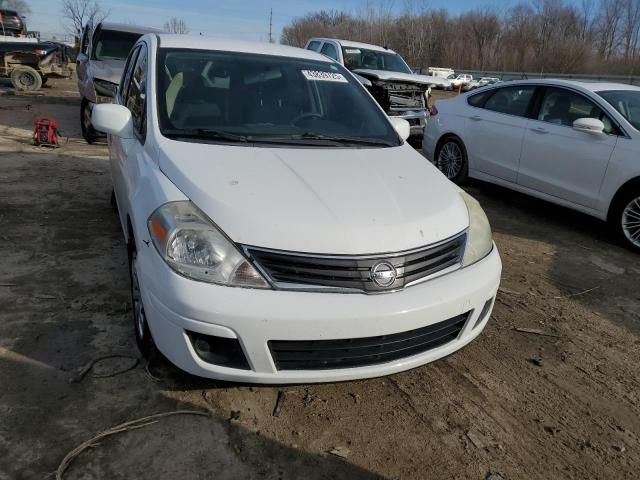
top-left (428, 67), bottom-right (455, 79)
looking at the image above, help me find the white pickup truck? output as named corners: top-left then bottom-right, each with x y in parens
top-left (305, 38), bottom-right (448, 139)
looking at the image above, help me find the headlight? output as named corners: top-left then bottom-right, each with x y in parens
top-left (460, 192), bottom-right (493, 266)
top-left (148, 202), bottom-right (269, 288)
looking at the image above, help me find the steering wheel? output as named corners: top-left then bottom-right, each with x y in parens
top-left (292, 112), bottom-right (323, 124)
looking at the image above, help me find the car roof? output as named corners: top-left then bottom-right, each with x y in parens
top-left (156, 34), bottom-right (333, 62)
top-left (98, 22), bottom-right (163, 35)
top-left (499, 78), bottom-right (640, 92)
top-left (310, 37), bottom-right (396, 54)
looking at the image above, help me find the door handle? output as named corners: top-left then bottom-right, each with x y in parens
top-left (469, 115), bottom-right (482, 121)
top-left (530, 127), bottom-right (548, 134)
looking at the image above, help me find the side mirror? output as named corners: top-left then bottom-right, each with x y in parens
top-left (573, 117), bottom-right (605, 135)
top-left (389, 117), bottom-right (411, 142)
top-left (92, 104), bottom-right (133, 138)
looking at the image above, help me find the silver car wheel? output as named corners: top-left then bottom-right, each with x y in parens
top-left (622, 196), bottom-right (640, 247)
top-left (438, 142), bottom-right (463, 179)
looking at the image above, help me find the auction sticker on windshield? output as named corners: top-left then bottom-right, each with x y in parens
top-left (301, 70), bottom-right (348, 83)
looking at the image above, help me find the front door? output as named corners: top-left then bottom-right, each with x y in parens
top-left (76, 25), bottom-right (92, 100)
top-left (517, 87), bottom-right (618, 208)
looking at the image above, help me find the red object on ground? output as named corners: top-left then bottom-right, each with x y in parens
top-left (33, 118), bottom-right (60, 147)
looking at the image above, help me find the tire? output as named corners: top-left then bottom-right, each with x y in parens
top-left (609, 188), bottom-right (640, 253)
top-left (80, 98), bottom-right (99, 144)
top-left (110, 189), bottom-right (118, 212)
top-left (130, 248), bottom-right (158, 358)
top-left (10, 66), bottom-right (42, 92)
top-left (435, 137), bottom-right (469, 184)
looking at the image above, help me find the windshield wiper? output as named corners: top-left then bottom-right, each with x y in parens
top-left (254, 132), bottom-right (397, 147)
top-left (162, 128), bottom-right (248, 143)
top-left (162, 129), bottom-right (397, 147)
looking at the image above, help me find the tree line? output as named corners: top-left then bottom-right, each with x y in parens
top-left (280, 0), bottom-right (640, 76)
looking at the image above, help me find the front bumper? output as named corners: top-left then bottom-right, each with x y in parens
top-left (391, 110), bottom-right (427, 137)
top-left (138, 244), bottom-right (501, 384)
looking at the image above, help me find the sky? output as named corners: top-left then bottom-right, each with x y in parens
top-left (23, 0), bottom-right (518, 42)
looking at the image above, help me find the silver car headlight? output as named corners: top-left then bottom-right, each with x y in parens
top-left (460, 192), bottom-right (493, 266)
top-left (148, 201), bottom-right (269, 288)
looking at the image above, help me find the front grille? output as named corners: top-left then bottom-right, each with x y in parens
top-left (269, 313), bottom-right (469, 370)
top-left (387, 83), bottom-right (426, 112)
top-left (244, 232), bottom-right (466, 293)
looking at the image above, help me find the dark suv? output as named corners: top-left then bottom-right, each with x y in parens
top-left (0, 9), bottom-right (26, 36)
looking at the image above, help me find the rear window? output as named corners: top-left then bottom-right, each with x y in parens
top-left (92, 29), bottom-right (142, 61)
top-left (483, 86), bottom-right (536, 117)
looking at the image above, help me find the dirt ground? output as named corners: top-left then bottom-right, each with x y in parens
top-left (1, 78), bottom-right (639, 480)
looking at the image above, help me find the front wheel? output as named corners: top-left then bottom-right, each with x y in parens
top-left (130, 249), bottom-right (158, 357)
top-left (80, 98), bottom-right (99, 144)
top-left (610, 190), bottom-right (640, 252)
top-left (435, 137), bottom-right (469, 184)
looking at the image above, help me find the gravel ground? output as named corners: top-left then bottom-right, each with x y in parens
top-left (1, 78), bottom-right (639, 480)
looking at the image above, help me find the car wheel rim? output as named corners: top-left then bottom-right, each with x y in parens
top-left (622, 196), bottom-right (640, 247)
top-left (438, 142), bottom-right (463, 179)
top-left (131, 259), bottom-right (146, 340)
top-left (19, 73), bottom-right (34, 88)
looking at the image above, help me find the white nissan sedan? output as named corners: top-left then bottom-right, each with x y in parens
top-left (92, 34), bottom-right (501, 383)
top-left (424, 79), bottom-right (640, 252)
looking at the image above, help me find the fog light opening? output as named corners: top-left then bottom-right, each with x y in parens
top-left (188, 331), bottom-right (250, 370)
top-left (473, 297), bottom-right (494, 330)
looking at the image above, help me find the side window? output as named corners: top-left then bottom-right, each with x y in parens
top-left (125, 44), bottom-right (148, 139)
top-left (484, 86), bottom-right (536, 117)
top-left (120, 45), bottom-right (140, 104)
top-left (538, 87), bottom-right (617, 134)
top-left (467, 89), bottom-right (493, 107)
top-left (307, 41), bottom-right (321, 52)
top-left (320, 42), bottom-right (338, 61)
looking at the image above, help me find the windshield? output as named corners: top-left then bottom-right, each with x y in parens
top-left (341, 47), bottom-right (411, 74)
top-left (598, 90), bottom-right (640, 131)
top-left (93, 29), bottom-right (142, 61)
top-left (156, 49), bottom-right (400, 147)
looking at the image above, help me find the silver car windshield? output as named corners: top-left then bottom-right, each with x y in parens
top-left (598, 90), bottom-right (640, 131)
top-left (93, 30), bottom-right (142, 61)
top-left (156, 49), bottom-right (400, 147)
top-left (341, 47), bottom-right (411, 74)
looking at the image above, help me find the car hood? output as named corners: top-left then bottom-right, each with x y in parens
top-left (157, 140), bottom-right (468, 254)
top-left (91, 59), bottom-right (125, 85)
top-left (352, 69), bottom-right (449, 87)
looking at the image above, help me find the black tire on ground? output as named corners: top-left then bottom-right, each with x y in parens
top-left (110, 189), bottom-right (118, 212)
top-left (10, 66), bottom-right (42, 92)
top-left (80, 98), bottom-right (99, 144)
top-left (130, 247), bottom-right (158, 358)
top-left (608, 187), bottom-right (640, 253)
top-left (435, 136), bottom-right (469, 185)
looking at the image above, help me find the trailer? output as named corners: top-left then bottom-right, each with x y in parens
top-left (0, 41), bottom-right (72, 91)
